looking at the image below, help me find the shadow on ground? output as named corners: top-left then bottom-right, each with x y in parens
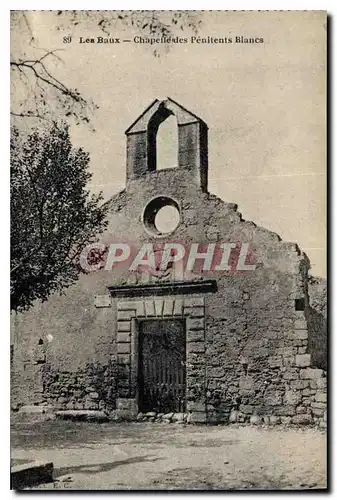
top-left (11, 418), bottom-right (205, 450)
top-left (54, 456), bottom-right (162, 478)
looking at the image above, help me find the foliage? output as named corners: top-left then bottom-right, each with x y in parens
top-left (11, 122), bottom-right (109, 311)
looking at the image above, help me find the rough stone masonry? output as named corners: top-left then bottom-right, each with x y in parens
top-left (11, 98), bottom-right (327, 427)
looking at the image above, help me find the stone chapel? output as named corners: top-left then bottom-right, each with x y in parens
top-left (11, 98), bottom-right (327, 426)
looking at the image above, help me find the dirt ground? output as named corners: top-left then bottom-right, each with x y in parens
top-left (11, 419), bottom-right (327, 490)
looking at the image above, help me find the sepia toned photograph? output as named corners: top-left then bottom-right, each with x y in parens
top-left (10, 9), bottom-right (327, 490)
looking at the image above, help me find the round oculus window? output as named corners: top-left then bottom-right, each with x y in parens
top-left (143, 196), bottom-right (181, 236)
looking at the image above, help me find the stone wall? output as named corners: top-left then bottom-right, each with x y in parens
top-left (306, 276), bottom-right (327, 371)
top-left (205, 305), bottom-right (327, 427)
top-left (11, 185), bottom-right (327, 425)
top-left (11, 99), bottom-right (327, 426)
top-left (39, 360), bottom-right (117, 412)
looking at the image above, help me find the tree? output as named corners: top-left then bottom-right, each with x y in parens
top-left (10, 10), bottom-right (202, 126)
top-left (10, 123), bottom-right (109, 312)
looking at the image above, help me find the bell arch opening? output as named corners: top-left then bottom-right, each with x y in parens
top-left (156, 115), bottom-right (178, 170)
top-left (147, 106), bottom-right (178, 172)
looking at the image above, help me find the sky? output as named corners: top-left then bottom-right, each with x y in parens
top-left (11, 10), bottom-right (326, 276)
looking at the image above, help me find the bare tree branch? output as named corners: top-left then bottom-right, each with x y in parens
top-left (11, 11), bottom-right (201, 126)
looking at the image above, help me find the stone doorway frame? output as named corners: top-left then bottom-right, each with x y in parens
top-left (115, 296), bottom-right (206, 421)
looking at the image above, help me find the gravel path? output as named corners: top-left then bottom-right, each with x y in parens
top-left (11, 420), bottom-right (327, 490)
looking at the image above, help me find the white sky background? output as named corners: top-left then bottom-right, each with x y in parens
top-left (11, 10), bottom-right (326, 277)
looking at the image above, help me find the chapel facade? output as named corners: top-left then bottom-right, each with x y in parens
top-left (11, 98), bottom-right (327, 425)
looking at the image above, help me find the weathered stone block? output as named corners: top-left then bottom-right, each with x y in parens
top-left (117, 354), bottom-right (130, 365)
top-left (117, 343), bottom-right (131, 354)
top-left (302, 388), bottom-right (311, 396)
top-left (144, 411), bottom-right (156, 418)
top-left (311, 406), bottom-right (325, 417)
top-left (116, 398), bottom-right (138, 417)
top-left (311, 402), bottom-right (326, 409)
top-left (269, 415), bottom-right (281, 425)
top-left (187, 411), bottom-right (207, 423)
top-left (229, 410), bottom-right (238, 423)
top-left (162, 299), bottom-right (174, 316)
top-left (173, 299), bottom-right (183, 316)
top-left (283, 356), bottom-right (296, 366)
top-left (265, 392), bottom-right (283, 406)
top-left (268, 356), bottom-right (283, 368)
top-left (314, 393), bottom-right (327, 403)
top-left (283, 370), bottom-right (298, 381)
top-left (280, 416), bottom-right (292, 424)
top-left (275, 405), bottom-right (296, 416)
top-left (118, 310), bottom-right (135, 321)
top-left (209, 366), bottom-right (225, 378)
top-left (284, 390), bottom-right (301, 405)
top-left (84, 400), bottom-right (94, 410)
top-left (117, 321), bottom-right (131, 332)
top-left (294, 319), bottom-right (307, 330)
top-left (295, 354), bottom-right (311, 368)
top-left (187, 330), bottom-right (204, 342)
top-left (237, 412), bottom-right (246, 423)
top-left (187, 353), bottom-right (205, 366)
top-left (154, 299), bottom-right (164, 316)
top-left (19, 405), bottom-right (54, 415)
top-left (172, 412), bottom-right (185, 422)
top-left (117, 301), bottom-right (137, 311)
top-left (239, 404), bottom-right (253, 414)
top-left (292, 414), bottom-right (313, 425)
top-left (98, 400), bottom-right (106, 410)
top-left (186, 318), bottom-right (204, 330)
top-left (117, 332), bottom-right (131, 343)
top-left (254, 347), bottom-right (269, 359)
top-left (276, 347), bottom-right (297, 356)
top-left (300, 368), bottom-right (325, 379)
top-left (187, 401), bottom-right (205, 412)
top-left (316, 378), bottom-right (327, 389)
top-left (294, 329), bottom-right (308, 340)
top-left (239, 376), bottom-right (255, 395)
top-left (250, 415), bottom-right (263, 425)
top-left (184, 306), bottom-right (204, 318)
top-left (187, 342), bottom-right (205, 354)
top-left (184, 297), bottom-right (204, 307)
top-left (309, 380), bottom-right (317, 389)
top-left (135, 301), bottom-right (145, 316)
top-left (296, 406), bottom-right (307, 414)
top-left (145, 300), bottom-right (155, 317)
top-left (290, 380), bottom-right (309, 390)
